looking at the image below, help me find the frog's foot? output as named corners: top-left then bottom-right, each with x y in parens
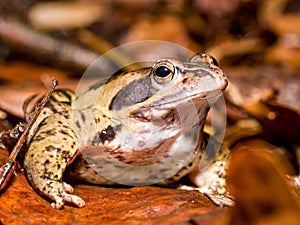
top-left (180, 185), bottom-right (234, 207)
top-left (46, 181), bottom-right (85, 209)
top-left (206, 191), bottom-right (234, 207)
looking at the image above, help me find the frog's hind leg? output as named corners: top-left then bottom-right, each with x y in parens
top-left (182, 144), bottom-right (234, 207)
top-left (24, 111), bottom-right (85, 209)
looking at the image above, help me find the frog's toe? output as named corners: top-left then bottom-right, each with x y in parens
top-left (46, 181), bottom-right (85, 209)
top-left (63, 182), bottom-right (74, 193)
top-left (62, 182), bottom-right (85, 207)
top-left (205, 192), bottom-right (234, 207)
top-left (64, 193), bottom-right (85, 207)
top-left (179, 185), bottom-right (234, 207)
top-left (51, 197), bottom-right (64, 209)
top-left (51, 192), bottom-right (85, 209)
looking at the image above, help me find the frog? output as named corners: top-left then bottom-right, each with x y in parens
top-left (22, 53), bottom-right (231, 209)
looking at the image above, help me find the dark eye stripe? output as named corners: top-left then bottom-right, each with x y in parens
top-left (108, 76), bottom-right (154, 110)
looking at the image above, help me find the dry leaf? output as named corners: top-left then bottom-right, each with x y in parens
top-left (228, 143), bottom-right (300, 225)
top-left (28, 1), bottom-right (103, 30)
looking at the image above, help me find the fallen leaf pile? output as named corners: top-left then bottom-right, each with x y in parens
top-left (0, 0), bottom-right (299, 224)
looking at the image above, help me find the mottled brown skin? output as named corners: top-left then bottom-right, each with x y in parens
top-left (23, 53), bottom-right (231, 209)
top-left (24, 91), bottom-right (85, 208)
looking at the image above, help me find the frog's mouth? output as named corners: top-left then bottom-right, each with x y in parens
top-left (143, 89), bottom-right (223, 109)
top-left (129, 89), bottom-right (222, 126)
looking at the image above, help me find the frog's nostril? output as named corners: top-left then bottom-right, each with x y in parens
top-left (182, 78), bottom-right (188, 84)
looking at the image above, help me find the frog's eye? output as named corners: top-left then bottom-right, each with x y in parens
top-left (155, 66), bottom-right (172, 77)
top-left (210, 56), bottom-right (218, 66)
top-left (152, 62), bottom-right (175, 84)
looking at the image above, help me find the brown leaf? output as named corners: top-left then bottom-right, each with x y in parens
top-left (28, 2), bottom-right (103, 30)
top-left (120, 15), bottom-right (201, 53)
top-left (0, 149), bottom-right (219, 225)
top-left (227, 142), bottom-right (300, 225)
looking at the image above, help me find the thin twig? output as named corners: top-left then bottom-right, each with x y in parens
top-left (0, 78), bottom-right (58, 189)
top-left (0, 17), bottom-right (99, 72)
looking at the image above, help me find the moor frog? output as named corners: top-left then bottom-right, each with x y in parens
top-left (22, 53), bottom-right (231, 209)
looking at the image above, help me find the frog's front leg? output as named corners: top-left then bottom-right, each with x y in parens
top-left (24, 111), bottom-right (85, 209)
top-left (183, 146), bottom-right (234, 207)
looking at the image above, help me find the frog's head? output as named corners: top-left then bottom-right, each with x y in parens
top-left (79, 54), bottom-right (228, 179)
top-left (102, 53), bottom-right (227, 127)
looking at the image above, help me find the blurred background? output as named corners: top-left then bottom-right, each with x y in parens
top-left (0, 0), bottom-right (299, 151)
top-left (0, 0), bottom-right (299, 114)
top-left (0, 1), bottom-right (299, 224)
top-left (0, 0), bottom-right (299, 69)
top-left (0, 0), bottom-right (299, 169)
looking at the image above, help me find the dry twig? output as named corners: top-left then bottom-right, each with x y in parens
top-left (0, 17), bottom-right (99, 72)
top-left (0, 78), bottom-right (58, 189)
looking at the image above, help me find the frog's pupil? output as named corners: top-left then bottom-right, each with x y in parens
top-left (211, 56), bottom-right (219, 66)
top-left (155, 66), bottom-right (171, 77)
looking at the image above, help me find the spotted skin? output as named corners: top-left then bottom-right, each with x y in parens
top-left (23, 53), bottom-right (231, 209)
top-left (185, 136), bottom-right (233, 206)
top-left (24, 90), bottom-right (84, 209)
